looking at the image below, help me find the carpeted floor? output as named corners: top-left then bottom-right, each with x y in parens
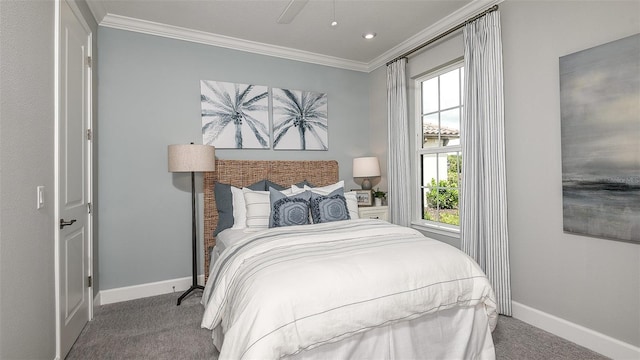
top-left (67, 292), bottom-right (609, 360)
top-left (66, 293), bottom-right (217, 360)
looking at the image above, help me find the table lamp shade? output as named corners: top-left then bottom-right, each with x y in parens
top-left (168, 144), bottom-right (215, 172)
top-left (353, 157), bottom-right (381, 178)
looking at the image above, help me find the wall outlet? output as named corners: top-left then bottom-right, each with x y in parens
top-left (36, 186), bottom-right (45, 209)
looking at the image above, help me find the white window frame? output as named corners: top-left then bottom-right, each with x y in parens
top-left (411, 60), bottom-right (464, 237)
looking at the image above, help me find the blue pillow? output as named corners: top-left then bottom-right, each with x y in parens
top-left (294, 180), bottom-right (314, 188)
top-left (310, 188), bottom-right (350, 224)
top-left (269, 188), bottom-right (311, 228)
top-left (265, 180), bottom-right (286, 191)
top-left (251, 179), bottom-right (286, 191)
top-left (214, 180), bottom-right (265, 235)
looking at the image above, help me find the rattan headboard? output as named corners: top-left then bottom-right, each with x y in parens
top-left (203, 160), bottom-right (339, 278)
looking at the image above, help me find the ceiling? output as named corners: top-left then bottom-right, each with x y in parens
top-left (87, 0), bottom-right (493, 71)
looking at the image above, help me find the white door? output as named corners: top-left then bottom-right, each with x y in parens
top-left (56, 0), bottom-right (92, 358)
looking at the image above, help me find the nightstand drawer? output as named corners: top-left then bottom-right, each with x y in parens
top-left (358, 206), bottom-right (389, 221)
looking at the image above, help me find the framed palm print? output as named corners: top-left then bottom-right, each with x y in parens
top-left (201, 80), bottom-right (269, 149)
top-left (272, 88), bottom-right (328, 150)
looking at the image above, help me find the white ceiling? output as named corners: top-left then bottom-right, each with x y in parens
top-left (87, 0), bottom-right (496, 71)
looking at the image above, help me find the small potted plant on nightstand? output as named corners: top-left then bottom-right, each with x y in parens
top-left (372, 188), bottom-right (386, 206)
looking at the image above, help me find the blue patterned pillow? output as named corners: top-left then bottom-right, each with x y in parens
top-left (310, 188), bottom-right (350, 224)
top-left (269, 188), bottom-right (311, 228)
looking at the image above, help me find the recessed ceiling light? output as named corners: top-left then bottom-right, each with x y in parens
top-left (331, 20), bottom-right (338, 27)
top-left (363, 33), bottom-right (376, 40)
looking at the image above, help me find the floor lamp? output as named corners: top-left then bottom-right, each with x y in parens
top-left (168, 143), bottom-right (215, 306)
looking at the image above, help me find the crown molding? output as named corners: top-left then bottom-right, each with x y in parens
top-left (367, 0), bottom-right (503, 72)
top-left (99, 0), bottom-right (502, 73)
top-left (99, 14), bottom-right (370, 72)
top-left (85, 0), bottom-right (106, 24)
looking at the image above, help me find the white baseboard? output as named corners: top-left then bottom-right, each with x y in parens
top-left (98, 275), bottom-right (205, 305)
top-left (512, 301), bottom-right (640, 360)
top-left (93, 291), bottom-right (101, 309)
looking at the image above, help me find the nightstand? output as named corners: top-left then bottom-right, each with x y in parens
top-left (358, 206), bottom-right (389, 221)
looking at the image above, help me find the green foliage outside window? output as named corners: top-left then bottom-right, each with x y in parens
top-left (424, 154), bottom-right (461, 226)
top-left (425, 179), bottom-right (459, 209)
top-left (447, 155), bottom-right (462, 183)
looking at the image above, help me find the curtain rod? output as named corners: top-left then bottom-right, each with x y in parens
top-left (386, 4), bottom-right (499, 66)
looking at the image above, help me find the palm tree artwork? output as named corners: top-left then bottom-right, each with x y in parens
top-left (201, 80), bottom-right (269, 149)
top-left (272, 88), bottom-right (328, 150)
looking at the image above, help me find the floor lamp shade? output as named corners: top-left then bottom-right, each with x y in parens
top-left (168, 144), bottom-right (215, 173)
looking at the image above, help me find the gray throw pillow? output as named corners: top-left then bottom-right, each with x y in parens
top-left (269, 188), bottom-right (311, 228)
top-left (213, 180), bottom-right (265, 235)
top-left (250, 179), bottom-right (286, 191)
top-left (294, 180), bottom-right (314, 188)
top-left (310, 188), bottom-right (350, 224)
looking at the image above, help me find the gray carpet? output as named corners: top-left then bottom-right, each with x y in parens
top-left (66, 293), bottom-right (217, 360)
top-left (67, 292), bottom-right (609, 360)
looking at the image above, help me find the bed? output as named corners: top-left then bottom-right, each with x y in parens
top-left (201, 160), bottom-right (497, 359)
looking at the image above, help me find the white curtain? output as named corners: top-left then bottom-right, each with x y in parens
top-left (461, 11), bottom-right (512, 316)
top-left (386, 59), bottom-right (411, 227)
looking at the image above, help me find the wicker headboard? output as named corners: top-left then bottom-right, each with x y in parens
top-left (203, 160), bottom-right (339, 278)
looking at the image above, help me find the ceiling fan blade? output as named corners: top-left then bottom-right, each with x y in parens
top-left (277, 0), bottom-right (309, 24)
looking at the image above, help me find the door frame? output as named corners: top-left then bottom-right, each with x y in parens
top-left (54, 0), bottom-right (94, 358)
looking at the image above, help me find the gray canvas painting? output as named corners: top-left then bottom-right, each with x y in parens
top-left (201, 80), bottom-right (269, 149)
top-left (272, 88), bottom-right (328, 150)
top-left (559, 33), bottom-right (640, 243)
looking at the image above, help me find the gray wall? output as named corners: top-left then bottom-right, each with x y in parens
top-left (500, 0), bottom-right (639, 347)
top-left (97, 28), bottom-right (371, 290)
top-left (1, 1), bottom-right (56, 358)
top-left (0, 0), bottom-right (97, 358)
top-left (369, 0), bottom-right (640, 348)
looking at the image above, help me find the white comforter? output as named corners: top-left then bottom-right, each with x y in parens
top-left (201, 219), bottom-right (497, 359)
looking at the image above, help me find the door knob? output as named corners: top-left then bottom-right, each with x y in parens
top-left (60, 219), bottom-right (77, 229)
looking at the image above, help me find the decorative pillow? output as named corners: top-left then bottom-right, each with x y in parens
top-left (308, 180), bottom-right (344, 194)
top-left (310, 188), bottom-right (350, 224)
top-left (269, 188), bottom-right (311, 228)
top-left (214, 180), bottom-right (263, 235)
top-left (250, 179), bottom-right (286, 191)
top-left (230, 186), bottom-right (247, 229)
top-left (243, 188), bottom-right (271, 230)
top-left (292, 180), bottom-right (343, 194)
top-left (298, 181), bottom-right (359, 220)
top-left (213, 182), bottom-right (234, 236)
top-left (343, 191), bottom-right (360, 220)
top-left (294, 180), bottom-right (314, 188)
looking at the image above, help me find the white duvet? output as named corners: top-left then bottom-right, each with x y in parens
top-left (201, 219), bottom-right (497, 359)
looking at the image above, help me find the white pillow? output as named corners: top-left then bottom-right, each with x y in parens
top-left (301, 181), bottom-right (359, 220)
top-left (343, 191), bottom-right (360, 220)
top-left (299, 180), bottom-right (344, 194)
top-left (230, 186), bottom-right (247, 229)
top-left (243, 188), bottom-right (271, 230)
top-left (280, 186), bottom-right (306, 196)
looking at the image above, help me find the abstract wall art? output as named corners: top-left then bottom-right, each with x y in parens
top-left (201, 80), bottom-right (269, 149)
top-left (559, 33), bottom-right (640, 244)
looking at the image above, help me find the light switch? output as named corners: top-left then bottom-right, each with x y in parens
top-left (37, 186), bottom-right (45, 209)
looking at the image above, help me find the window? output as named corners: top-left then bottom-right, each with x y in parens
top-left (415, 62), bottom-right (463, 231)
